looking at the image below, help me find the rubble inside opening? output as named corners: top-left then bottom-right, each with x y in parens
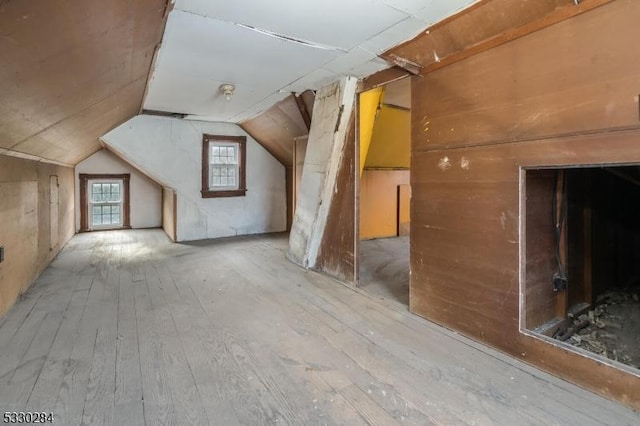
top-left (558, 286), bottom-right (640, 370)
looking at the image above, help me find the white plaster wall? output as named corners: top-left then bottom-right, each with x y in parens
top-left (102, 116), bottom-right (286, 241)
top-left (75, 149), bottom-right (162, 230)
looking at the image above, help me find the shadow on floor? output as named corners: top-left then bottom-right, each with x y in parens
top-left (359, 236), bottom-right (409, 306)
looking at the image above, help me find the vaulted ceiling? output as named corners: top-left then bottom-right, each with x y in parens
top-left (0, 0), bottom-right (479, 166)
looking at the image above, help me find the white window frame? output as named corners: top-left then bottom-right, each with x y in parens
top-left (209, 142), bottom-right (240, 191)
top-left (88, 179), bottom-right (124, 229)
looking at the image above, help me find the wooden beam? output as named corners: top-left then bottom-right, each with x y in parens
top-left (384, 0), bottom-right (614, 75)
top-left (555, 170), bottom-right (568, 318)
top-left (584, 196), bottom-right (593, 307)
top-left (360, 67), bottom-right (410, 93)
top-left (294, 94), bottom-right (312, 131)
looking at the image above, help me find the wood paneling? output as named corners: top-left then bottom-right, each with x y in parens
top-left (0, 155), bottom-right (75, 318)
top-left (240, 93), bottom-right (313, 167)
top-left (241, 92), bottom-right (315, 229)
top-left (524, 170), bottom-right (558, 329)
top-left (360, 67), bottom-right (409, 92)
top-left (410, 130), bottom-right (640, 409)
top-left (162, 187), bottom-right (177, 242)
top-left (404, 6), bottom-right (640, 406)
top-left (385, 0), bottom-right (613, 74)
top-left (316, 114), bottom-right (357, 283)
top-left (411, 0), bottom-right (640, 152)
top-left (398, 184), bottom-right (411, 237)
top-left (0, 0), bottom-right (167, 165)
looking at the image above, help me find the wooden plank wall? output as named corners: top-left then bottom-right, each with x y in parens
top-left (409, 0), bottom-right (640, 409)
top-left (0, 156), bottom-right (75, 318)
top-left (316, 115), bottom-right (357, 283)
top-left (0, 0), bottom-right (167, 165)
top-left (524, 170), bottom-right (557, 329)
top-left (161, 187), bottom-right (177, 242)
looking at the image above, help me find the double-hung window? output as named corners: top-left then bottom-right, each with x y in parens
top-left (202, 135), bottom-right (247, 198)
top-left (90, 181), bottom-right (123, 228)
top-left (79, 173), bottom-right (130, 231)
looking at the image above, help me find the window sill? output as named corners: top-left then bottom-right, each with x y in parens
top-left (201, 189), bottom-right (247, 198)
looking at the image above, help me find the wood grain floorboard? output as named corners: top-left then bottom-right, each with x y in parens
top-left (0, 229), bottom-right (638, 425)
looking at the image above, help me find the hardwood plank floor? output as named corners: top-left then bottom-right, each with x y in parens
top-left (359, 236), bottom-right (409, 307)
top-left (0, 229), bottom-right (638, 425)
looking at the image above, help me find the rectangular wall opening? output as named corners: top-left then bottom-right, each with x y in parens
top-left (524, 166), bottom-right (640, 371)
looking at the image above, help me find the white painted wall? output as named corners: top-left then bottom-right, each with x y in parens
top-left (75, 149), bottom-right (162, 231)
top-left (101, 116), bottom-right (286, 241)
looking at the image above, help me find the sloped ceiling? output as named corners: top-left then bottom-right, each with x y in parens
top-left (0, 0), bottom-right (168, 165)
top-left (144, 0), bottom-right (478, 122)
top-left (0, 0), bottom-right (481, 166)
top-left (240, 92), bottom-right (314, 168)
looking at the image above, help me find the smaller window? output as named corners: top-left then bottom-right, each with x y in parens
top-left (79, 173), bottom-right (130, 232)
top-left (202, 135), bottom-right (247, 198)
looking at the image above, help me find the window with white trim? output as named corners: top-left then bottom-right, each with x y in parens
top-left (210, 143), bottom-right (239, 190)
top-left (89, 180), bottom-right (123, 228)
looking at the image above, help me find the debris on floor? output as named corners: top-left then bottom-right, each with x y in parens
top-left (558, 287), bottom-right (640, 369)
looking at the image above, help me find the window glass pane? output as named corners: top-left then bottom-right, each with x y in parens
top-left (92, 215), bottom-right (102, 225)
top-left (207, 142), bottom-right (242, 191)
top-left (111, 214), bottom-right (120, 224)
top-left (91, 185), bottom-right (101, 202)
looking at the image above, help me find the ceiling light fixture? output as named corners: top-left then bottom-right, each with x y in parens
top-left (220, 84), bottom-right (235, 101)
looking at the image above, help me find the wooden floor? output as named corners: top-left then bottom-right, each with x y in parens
top-left (0, 230), bottom-right (638, 425)
top-left (359, 236), bottom-right (410, 307)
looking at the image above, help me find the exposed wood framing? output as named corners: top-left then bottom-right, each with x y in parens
top-left (315, 113), bottom-right (357, 283)
top-left (554, 170), bottom-right (568, 318)
top-left (360, 67), bottom-right (410, 93)
top-left (288, 77), bottom-right (358, 280)
top-left (294, 95), bottom-right (312, 131)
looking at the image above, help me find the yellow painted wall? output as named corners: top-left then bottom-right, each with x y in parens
top-left (364, 105), bottom-right (410, 169)
top-left (358, 88), bottom-right (383, 176)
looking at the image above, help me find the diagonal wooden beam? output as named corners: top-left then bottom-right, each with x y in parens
top-left (294, 94), bottom-right (312, 131)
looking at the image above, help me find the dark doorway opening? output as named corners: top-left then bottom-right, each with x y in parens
top-left (524, 166), bottom-right (640, 370)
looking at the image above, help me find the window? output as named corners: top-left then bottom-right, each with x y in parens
top-left (202, 134), bottom-right (247, 198)
top-left (90, 181), bottom-right (123, 227)
top-left (79, 174), bottom-right (130, 231)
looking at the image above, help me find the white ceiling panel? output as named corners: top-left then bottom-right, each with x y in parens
top-left (361, 16), bottom-right (430, 54)
top-left (174, 0), bottom-right (409, 50)
top-left (323, 48), bottom-right (379, 75)
top-left (143, 0), bottom-right (479, 123)
top-left (281, 68), bottom-right (346, 94)
top-left (412, 0), bottom-right (478, 25)
top-left (348, 58), bottom-right (390, 77)
top-left (380, 0), bottom-right (438, 15)
top-left (152, 11), bottom-right (339, 87)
